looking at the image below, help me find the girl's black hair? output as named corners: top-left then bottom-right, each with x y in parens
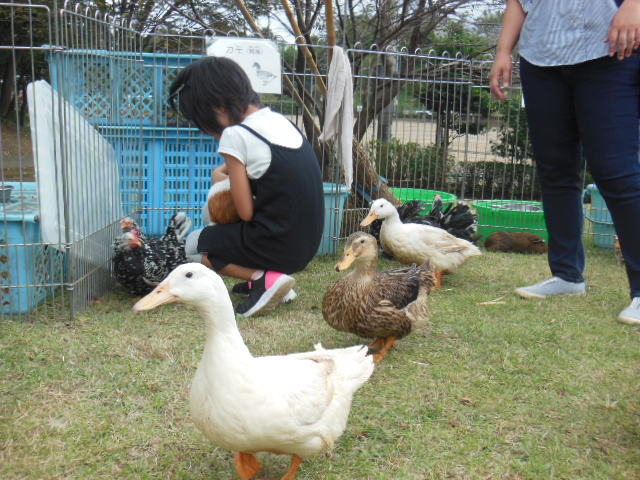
top-left (168, 56), bottom-right (262, 135)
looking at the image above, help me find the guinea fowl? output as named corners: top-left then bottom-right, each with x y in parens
top-left (112, 212), bottom-right (192, 296)
top-left (368, 196), bottom-right (478, 259)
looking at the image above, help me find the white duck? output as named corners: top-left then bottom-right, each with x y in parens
top-left (133, 263), bottom-right (374, 480)
top-left (361, 198), bottom-right (481, 288)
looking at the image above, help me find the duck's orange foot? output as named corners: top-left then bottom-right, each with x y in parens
top-left (280, 454), bottom-right (304, 480)
top-left (372, 336), bottom-right (397, 363)
top-left (235, 452), bottom-right (261, 480)
top-left (368, 337), bottom-right (385, 352)
top-left (434, 271), bottom-right (443, 289)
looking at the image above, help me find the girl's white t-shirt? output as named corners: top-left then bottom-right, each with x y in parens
top-left (218, 107), bottom-right (303, 179)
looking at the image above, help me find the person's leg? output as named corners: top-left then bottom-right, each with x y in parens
top-left (515, 58), bottom-right (586, 297)
top-left (217, 262), bottom-right (260, 281)
top-left (571, 54), bottom-right (640, 323)
top-left (572, 55), bottom-right (640, 300)
top-left (196, 224), bottom-right (295, 315)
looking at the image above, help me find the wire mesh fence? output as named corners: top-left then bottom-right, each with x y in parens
top-left (0, 3), bottom-right (608, 319)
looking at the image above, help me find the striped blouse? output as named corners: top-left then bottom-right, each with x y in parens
top-left (517, 0), bottom-right (621, 66)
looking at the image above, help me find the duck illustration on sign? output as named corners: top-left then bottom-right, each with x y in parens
top-left (206, 37), bottom-right (282, 94)
top-left (252, 62), bottom-right (277, 86)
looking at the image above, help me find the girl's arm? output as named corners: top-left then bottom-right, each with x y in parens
top-left (607, 0), bottom-right (640, 59)
top-left (489, 0), bottom-right (526, 101)
top-left (224, 154), bottom-right (254, 221)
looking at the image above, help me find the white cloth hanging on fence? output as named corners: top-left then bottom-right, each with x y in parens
top-left (27, 80), bottom-right (123, 255)
top-left (318, 46), bottom-right (353, 189)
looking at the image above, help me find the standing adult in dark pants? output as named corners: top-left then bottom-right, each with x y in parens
top-left (490, 0), bottom-right (640, 324)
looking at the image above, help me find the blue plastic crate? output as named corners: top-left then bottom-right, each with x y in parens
top-left (102, 126), bottom-right (221, 235)
top-left (0, 182), bottom-right (65, 314)
top-left (318, 183), bottom-right (350, 255)
top-left (48, 49), bottom-right (204, 126)
top-left (584, 183), bottom-right (616, 249)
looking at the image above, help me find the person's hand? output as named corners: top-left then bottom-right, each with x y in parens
top-left (606, 0), bottom-right (640, 60)
top-left (490, 51), bottom-right (513, 101)
top-left (212, 163), bottom-right (229, 183)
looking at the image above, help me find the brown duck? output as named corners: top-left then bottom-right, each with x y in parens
top-left (322, 232), bottom-right (436, 363)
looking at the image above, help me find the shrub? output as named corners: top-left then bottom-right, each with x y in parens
top-left (446, 160), bottom-right (542, 200)
top-left (368, 138), bottom-right (455, 191)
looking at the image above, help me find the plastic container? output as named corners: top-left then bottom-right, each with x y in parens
top-left (102, 126), bottom-right (221, 236)
top-left (318, 183), bottom-right (350, 255)
top-left (473, 199), bottom-right (548, 242)
top-left (390, 187), bottom-right (457, 211)
top-left (0, 184), bottom-right (14, 203)
top-left (0, 182), bottom-right (64, 314)
top-left (584, 184), bottom-right (616, 249)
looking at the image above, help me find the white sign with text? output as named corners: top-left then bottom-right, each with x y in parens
top-left (206, 37), bottom-right (282, 94)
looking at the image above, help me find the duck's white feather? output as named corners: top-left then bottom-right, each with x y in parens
top-left (367, 199), bottom-right (481, 273)
top-left (142, 264), bottom-right (374, 459)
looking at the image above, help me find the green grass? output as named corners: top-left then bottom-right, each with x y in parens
top-left (1, 242), bottom-right (639, 480)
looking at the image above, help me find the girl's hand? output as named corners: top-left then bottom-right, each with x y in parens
top-left (212, 163), bottom-right (228, 183)
top-left (490, 52), bottom-right (513, 101)
top-left (606, 0), bottom-right (640, 60)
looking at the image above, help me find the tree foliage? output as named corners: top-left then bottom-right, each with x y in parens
top-left (490, 91), bottom-right (532, 164)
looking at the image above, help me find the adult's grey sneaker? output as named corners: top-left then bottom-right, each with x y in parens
top-left (515, 276), bottom-right (586, 299)
top-left (617, 297), bottom-right (640, 325)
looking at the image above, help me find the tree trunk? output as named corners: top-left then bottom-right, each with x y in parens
top-left (352, 139), bottom-right (401, 206)
top-left (1, 53), bottom-right (19, 119)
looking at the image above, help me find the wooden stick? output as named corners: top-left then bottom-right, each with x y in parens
top-left (232, 0), bottom-right (321, 137)
top-left (280, 0), bottom-right (327, 94)
top-left (326, 0), bottom-right (336, 63)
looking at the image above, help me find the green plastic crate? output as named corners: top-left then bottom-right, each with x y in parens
top-left (390, 187), bottom-right (457, 213)
top-left (473, 199), bottom-right (548, 242)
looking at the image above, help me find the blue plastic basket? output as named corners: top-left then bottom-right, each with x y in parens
top-left (48, 49), bottom-right (204, 126)
top-left (0, 182), bottom-right (65, 314)
top-left (584, 184), bottom-right (616, 249)
top-left (101, 126), bottom-right (221, 235)
top-left (318, 183), bottom-right (350, 255)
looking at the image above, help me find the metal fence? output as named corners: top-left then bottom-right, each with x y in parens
top-left (0, 2), bottom-right (608, 319)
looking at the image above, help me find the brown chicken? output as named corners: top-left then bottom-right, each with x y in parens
top-left (208, 189), bottom-right (240, 224)
top-left (484, 231), bottom-right (547, 254)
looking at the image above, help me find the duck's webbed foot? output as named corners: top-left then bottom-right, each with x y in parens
top-left (368, 337), bottom-right (385, 352)
top-left (235, 452), bottom-right (261, 480)
top-left (372, 336), bottom-right (396, 363)
top-left (280, 454), bottom-right (304, 480)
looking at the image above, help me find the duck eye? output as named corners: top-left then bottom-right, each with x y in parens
top-left (185, 272), bottom-right (193, 278)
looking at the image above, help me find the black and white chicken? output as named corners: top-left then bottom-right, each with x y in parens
top-left (112, 212), bottom-right (192, 296)
top-left (368, 195), bottom-right (478, 258)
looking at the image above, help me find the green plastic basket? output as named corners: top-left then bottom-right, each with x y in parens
top-left (472, 199), bottom-right (548, 242)
top-left (390, 187), bottom-right (457, 214)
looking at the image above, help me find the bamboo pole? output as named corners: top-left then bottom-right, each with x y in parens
top-left (233, 0), bottom-right (321, 137)
top-left (280, 0), bottom-right (327, 94)
top-left (325, 0), bottom-right (336, 63)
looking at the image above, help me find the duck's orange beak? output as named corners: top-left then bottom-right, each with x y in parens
top-left (133, 282), bottom-right (178, 311)
top-left (335, 249), bottom-right (356, 271)
top-left (360, 211), bottom-right (378, 227)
